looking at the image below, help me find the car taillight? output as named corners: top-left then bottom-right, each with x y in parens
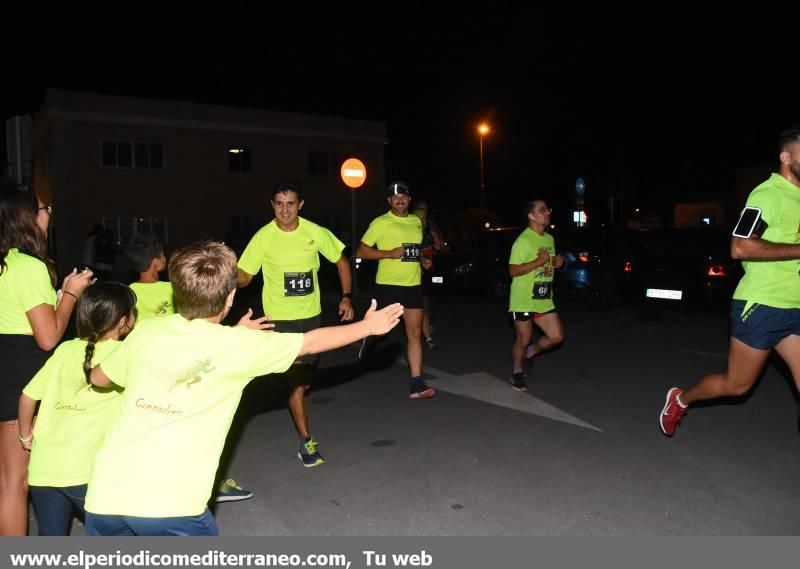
top-left (623, 261), bottom-right (632, 272)
top-left (707, 263), bottom-right (727, 277)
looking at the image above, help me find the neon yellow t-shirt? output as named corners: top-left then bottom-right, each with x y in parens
top-left (23, 339), bottom-right (122, 487)
top-left (129, 281), bottom-right (175, 321)
top-left (360, 212), bottom-right (423, 286)
top-left (0, 249), bottom-right (57, 334)
top-left (733, 173), bottom-right (800, 309)
top-left (508, 228), bottom-right (556, 313)
top-left (84, 314), bottom-right (303, 517)
top-left (238, 218), bottom-right (345, 320)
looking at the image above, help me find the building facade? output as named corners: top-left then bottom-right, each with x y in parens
top-left (32, 89), bottom-right (387, 274)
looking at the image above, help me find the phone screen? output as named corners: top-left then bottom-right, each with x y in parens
top-left (732, 207), bottom-right (761, 238)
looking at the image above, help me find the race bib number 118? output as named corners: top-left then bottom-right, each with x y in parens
top-left (284, 272), bottom-right (314, 296)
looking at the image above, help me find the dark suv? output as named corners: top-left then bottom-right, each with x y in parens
top-left (430, 227), bottom-right (521, 298)
top-left (634, 226), bottom-right (741, 319)
top-left (552, 227), bottom-right (643, 309)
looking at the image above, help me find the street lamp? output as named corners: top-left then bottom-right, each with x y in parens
top-left (477, 123), bottom-right (490, 210)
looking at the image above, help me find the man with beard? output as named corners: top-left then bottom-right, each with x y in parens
top-left (661, 127), bottom-right (800, 437)
top-left (357, 181), bottom-right (435, 399)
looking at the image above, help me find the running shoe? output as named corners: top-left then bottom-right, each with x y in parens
top-left (298, 437), bottom-right (325, 468)
top-left (660, 387), bottom-right (687, 437)
top-left (409, 378), bottom-right (436, 399)
top-left (215, 478), bottom-right (254, 503)
top-left (510, 372), bottom-right (528, 392)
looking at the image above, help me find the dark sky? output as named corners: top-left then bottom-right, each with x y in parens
top-left (3, 5), bottom-right (798, 226)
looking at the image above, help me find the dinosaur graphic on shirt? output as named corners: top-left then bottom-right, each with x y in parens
top-left (170, 359), bottom-right (215, 391)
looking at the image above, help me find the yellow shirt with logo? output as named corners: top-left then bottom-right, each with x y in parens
top-left (23, 339), bottom-right (122, 487)
top-left (84, 314), bottom-right (303, 517)
top-left (360, 212), bottom-right (423, 287)
top-left (0, 249), bottom-right (57, 334)
top-left (508, 228), bottom-right (557, 313)
top-left (129, 281), bottom-right (175, 321)
top-left (238, 218), bottom-right (345, 320)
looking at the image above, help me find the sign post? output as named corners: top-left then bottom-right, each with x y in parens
top-left (340, 158), bottom-right (367, 295)
top-left (575, 177), bottom-right (586, 227)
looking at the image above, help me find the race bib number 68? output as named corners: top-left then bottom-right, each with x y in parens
top-left (532, 282), bottom-right (552, 300)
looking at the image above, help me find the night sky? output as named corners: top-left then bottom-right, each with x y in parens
top-left (3, 6), bottom-right (798, 227)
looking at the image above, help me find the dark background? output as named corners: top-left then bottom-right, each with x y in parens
top-left (2, 5), bottom-right (798, 228)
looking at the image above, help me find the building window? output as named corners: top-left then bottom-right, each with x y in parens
top-left (101, 140), bottom-right (165, 169)
top-left (329, 153), bottom-right (344, 176)
top-left (228, 146), bottom-right (251, 173)
top-left (100, 216), bottom-right (169, 250)
top-left (308, 151), bottom-right (329, 176)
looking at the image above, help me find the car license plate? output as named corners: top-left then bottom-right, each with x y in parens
top-left (646, 288), bottom-right (682, 300)
top-left (432, 276), bottom-right (443, 284)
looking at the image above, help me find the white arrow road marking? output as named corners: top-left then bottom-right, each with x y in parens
top-left (424, 365), bottom-right (602, 432)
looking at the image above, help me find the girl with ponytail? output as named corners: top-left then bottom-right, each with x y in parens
top-left (16, 282), bottom-right (136, 535)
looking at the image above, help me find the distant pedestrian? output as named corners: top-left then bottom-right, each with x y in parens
top-left (412, 199), bottom-right (444, 350)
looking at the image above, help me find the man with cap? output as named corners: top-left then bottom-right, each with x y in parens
top-left (238, 181), bottom-right (355, 467)
top-left (357, 181), bottom-right (435, 399)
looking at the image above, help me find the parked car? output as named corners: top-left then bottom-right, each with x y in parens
top-left (429, 227), bottom-right (521, 298)
top-left (634, 227), bottom-right (741, 319)
top-left (552, 226), bottom-right (643, 310)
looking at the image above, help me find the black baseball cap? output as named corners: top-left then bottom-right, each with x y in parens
top-left (387, 181), bottom-right (410, 196)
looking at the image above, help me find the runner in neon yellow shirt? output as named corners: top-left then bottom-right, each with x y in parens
top-left (238, 181), bottom-right (354, 467)
top-left (83, 241), bottom-right (402, 536)
top-left (17, 282), bottom-right (136, 535)
top-left (508, 200), bottom-right (565, 392)
top-left (357, 181), bottom-right (436, 399)
top-left (661, 128), bottom-right (800, 438)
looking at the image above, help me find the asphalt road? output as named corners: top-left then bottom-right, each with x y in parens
top-left (33, 292), bottom-right (800, 536)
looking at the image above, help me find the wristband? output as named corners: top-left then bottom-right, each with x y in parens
top-left (18, 433), bottom-right (32, 443)
top-left (341, 293), bottom-right (353, 300)
top-left (63, 290), bottom-right (78, 300)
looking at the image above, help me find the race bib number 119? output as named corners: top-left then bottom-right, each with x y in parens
top-left (402, 243), bottom-right (421, 262)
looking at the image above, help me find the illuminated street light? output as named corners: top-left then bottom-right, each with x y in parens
top-left (478, 123), bottom-right (490, 210)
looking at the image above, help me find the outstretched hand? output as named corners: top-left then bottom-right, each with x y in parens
top-left (236, 308), bottom-right (275, 331)
top-left (363, 299), bottom-right (403, 335)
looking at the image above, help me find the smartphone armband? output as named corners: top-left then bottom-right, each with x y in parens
top-left (732, 206), bottom-right (768, 238)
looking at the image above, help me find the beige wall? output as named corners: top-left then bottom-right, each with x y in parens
top-left (33, 90), bottom-right (387, 273)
